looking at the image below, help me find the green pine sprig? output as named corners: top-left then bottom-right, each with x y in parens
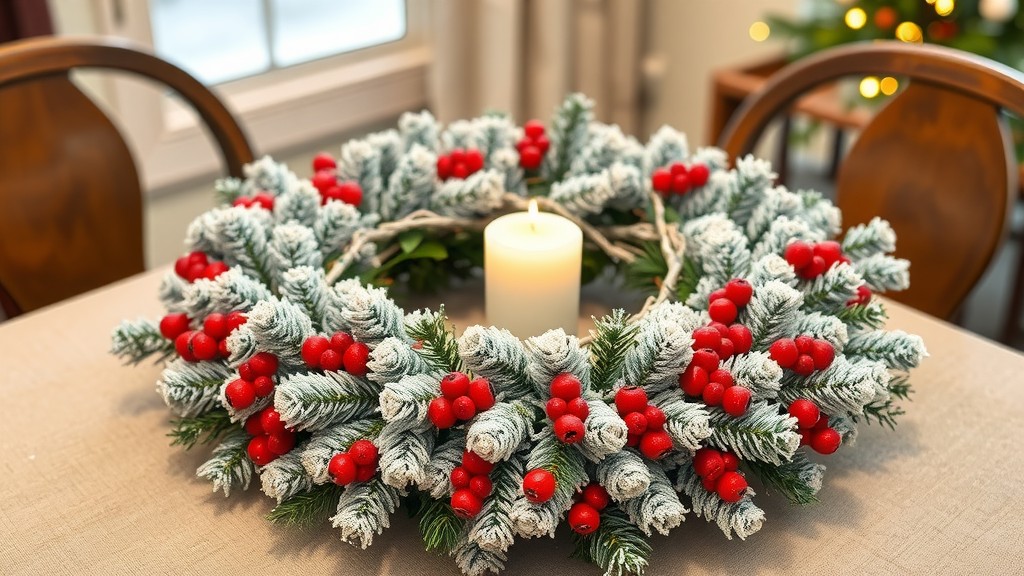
top-left (853, 373), bottom-right (912, 430)
top-left (167, 409), bottom-right (234, 450)
top-left (110, 319), bottom-right (175, 365)
top-left (589, 309), bottom-right (639, 394)
top-left (407, 306), bottom-right (463, 373)
top-left (624, 242), bottom-right (700, 301)
top-left (570, 507), bottom-right (651, 576)
top-left (745, 456), bottom-right (819, 505)
top-left (266, 484), bottom-right (344, 526)
top-left (418, 497), bottom-right (466, 555)
top-left (834, 301), bottom-right (888, 330)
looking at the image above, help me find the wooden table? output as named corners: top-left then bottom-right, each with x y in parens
top-left (2, 269), bottom-right (1023, 574)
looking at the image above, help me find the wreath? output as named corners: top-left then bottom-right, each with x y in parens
top-left (112, 94), bottom-right (926, 576)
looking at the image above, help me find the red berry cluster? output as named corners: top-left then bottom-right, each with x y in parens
top-left (244, 406), bottom-right (296, 466)
top-left (769, 335), bottom-right (835, 377)
top-left (516, 120), bottom-right (550, 170)
top-left (164, 311), bottom-right (248, 363)
top-left (788, 399), bottom-right (842, 454)
top-left (613, 387), bottom-right (673, 460)
top-left (784, 240), bottom-right (849, 280)
top-left (708, 278), bottom-right (754, 325)
top-left (650, 162), bottom-right (710, 197)
top-left (327, 439), bottom-right (380, 486)
top-left (567, 483), bottom-right (610, 535)
top-left (545, 373), bottom-right (588, 444)
top-left (173, 251), bottom-right (229, 283)
top-left (232, 192), bottom-right (275, 211)
top-left (521, 468), bottom-right (556, 503)
top-left (224, 352), bottom-right (279, 410)
top-left (310, 152), bottom-right (363, 207)
top-left (847, 285), bottom-right (873, 307)
top-left (301, 332), bottom-right (370, 377)
top-left (427, 372), bottom-right (496, 429)
top-left (449, 450), bottom-right (495, 519)
top-left (437, 148), bottom-right (485, 181)
top-left (692, 447), bottom-right (748, 503)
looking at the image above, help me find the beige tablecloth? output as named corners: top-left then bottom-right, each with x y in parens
top-left (2, 270), bottom-right (1022, 575)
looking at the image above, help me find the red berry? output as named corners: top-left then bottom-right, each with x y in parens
top-left (355, 464), bottom-right (376, 483)
top-left (468, 378), bottom-right (496, 411)
top-left (814, 240), bottom-right (843, 266)
top-left (708, 298), bottom-right (738, 324)
top-left (311, 171), bottom-right (337, 193)
top-left (769, 339), bottom-right (798, 368)
top-left (462, 451), bottom-right (494, 476)
top-left (709, 288), bottom-right (728, 304)
top-left (302, 335), bottom-right (330, 368)
top-left (202, 313), bottom-right (229, 340)
top-left (238, 362), bottom-right (255, 382)
top-left (244, 414), bottom-right (263, 436)
top-left (856, 285), bottom-right (872, 305)
top-left (639, 430), bottom-right (674, 460)
top-left (218, 339), bottom-right (230, 359)
top-left (810, 427), bottom-right (842, 454)
top-left (268, 432), bottom-right (295, 455)
top-left (524, 119), bottom-right (546, 139)
top-left (716, 471), bottom-right (748, 502)
top-left (428, 397), bottom-right (457, 429)
top-left (464, 149), bottom-right (484, 173)
top-left (693, 447), bottom-right (724, 479)
top-left (702, 381), bottom-right (725, 406)
top-left (452, 396), bottom-right (477, 421)
top-left (440, 372), bottom-right (471, 400)
top-left (322, 185), bottom-right (342, 203)
top-left (672, 173), bottom-right (691, 194)
top-left (788, 399), bottom-right (820, 429)
top-left (252, 192), bottom-right (275, 211)
top-left (519, 145), bottom-right (542, 170)
top-left (795, 335), bottom-right (814, 353)
top-left (793, 354), bottom-right (816, 376)
top-left (451, 163), bottom-right (469, 179)
top-left (623, 412), bottom-right (648, 435)
top-left (450, 466), bottom-right (471, 489)
top-left (691, 326), bottom-right (722, 351)
top-left (814, 415), bottom-right (830, 430)
top-left (582, 484), bottom-right (610, 511)
top-left (451, 489), bottom-right (484, 519)
top-left (226, 377), bottom-right (256, 407)
top-left (329, 453), bottom-right (357, 485)
top-left (522, 469), bottom-right (556, 503)
top-left (160, 313), bottom-right (191, 340)
top-left (226, 311), bottom-right (247, 332)
top-left (534, 134), bottom-right (550, 153)
top-left (202, 261), bottom-right (229, 280)
top-left (722, 386), bottom-right (752, 417)
top-left (349, 439), bottom-right (379, 466)
top-left (568, 502), bottom-right (600, 535)
top-left (670, 162), bottom-right (688, 176)
top-left (801, 255), bottom-right (828, 279)
top-left (553, 414), bottom-right (585, 444)
top-left (721, 451), bottom-right (740, 471)
top-left (319, 349), bottom-right (343, 371)
top-left (567, 397), bottom-right (590, 420)
top-left (689, 163), bottom-right (710, 187)
top-left (259, 408), bottom-right (287, 435)
top-left (717, 337), bottom-right (735, 360)
top-left (728, 324), bottom-right (753, 354)
top-left (247, 436), bottom-right (275, 466)
top-left (337, 182), bottom-right (363, 207)
top-left (469, 475), bottom-right (493, 499)
top-left (784, 241), bottom-right (814, 269)
top-left (679, 365), bottom-right (709, 396)
top-left (701, 474), bottom-right (719, 492)
top-left (545, 397), bottom-right (568, 421)
top-left (810, 340), bottom-right (835, 370)
top-left (710, 321), bottom-right (730, 337)
top-left (187, 251), bottom-right (209, 267)
top-left (651, 168), bottom-right (672, 193)
top-left (709, 369), bottom-right (734, 388)
top-left (186, 262), bottom-right (207, 282)
top-left (249, 352), bottom-right (279, 376)
top-left (724, 278), bottom-right (753, 307)
top-left (644, 405), bottom-right (666, 431)
top-left (799, 428), bottom-right (812, 446)
top-left (626, 433), bottom-right (641, 447)
top-left (252, 375), bottom-right (274, 397)
top-left (312, 152), bottom-right (336, 172)
top-left (190, 332), bottom-right (218, 361)
top-left (449, 148), bottom-right (466, 165)
top-left (436, 155), bottom-right (452, 180)
top-left (329, 332), bottom-right (354, 354)
top-left (690, 348), bottom-right (721, 373)
top-left (550, 373), bottom-right (583, 400)
top-left (342, 342), bottom-right (370, 376)
top-left (174, 255), bottom-right (191, 278)
top-left (614, 386), bottom-right (648, 415)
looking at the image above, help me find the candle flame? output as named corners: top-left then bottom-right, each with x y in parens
top-left (528, 199), bottom-right (538, 232)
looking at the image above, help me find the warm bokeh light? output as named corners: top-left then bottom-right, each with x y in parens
top-left (859, 76), bottom-right (881, 98)
top-left (845, 7), bottom-right (868, 29)
top-left (935, 0), bottom-right (955, 17)
top-left (896, 21), bottom-right (924, 43)
top-left (749, 21), bottom-right (771, 42)
top-left (880, 76), bottom-right (899, 96)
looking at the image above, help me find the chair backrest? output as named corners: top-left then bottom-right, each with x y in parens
top-left (0, 36), bottom-right (254, 317)
top-left (719, 41), bottom-right (1024, 319)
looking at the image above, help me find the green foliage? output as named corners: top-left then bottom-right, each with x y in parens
top-left (588, 310), bottom-right (639, 394)
top-left (110, 319), bottom-right (175, 365)
top-left (624, 242), bottom-right (700, 301)
top-left (547, 94), bottom-right (594, 182)
top-left (571, 507), bottom-right (652, 576)
top-left (527, 428), bottom-right (588, 505)
top-left (267, 484), bottom-right (344, 526)
top-left (745, 455), bottom-right (820, 505)
top-left (418, 498), bottom-right (466, 555)
top-left (168, 409), bottom-right (234, 450)
top-left (853, 373), bottom-right (912, 429)
top-left (835, 301), bottom-right (888, 330)
top-left (406, 306), bottom-right (463, 373)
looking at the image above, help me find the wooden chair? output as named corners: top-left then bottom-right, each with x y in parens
top-left (719, 41), bottom-right (1024, 339)
top-left (0, 36), bottom-right (254, 318)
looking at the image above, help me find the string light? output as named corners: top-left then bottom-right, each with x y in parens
top-left (935, 0), bottom-right (955, 17)
top-left (896, 21), bottom-right (924, 43)
top-left (859, 76), bottom-right (881, 98)
top-left (845, 7), bottom-right (868, 29)
top-left (880, 76), bottom-right (899, 96)
top-left (749, 21), bottom-right (771, 42)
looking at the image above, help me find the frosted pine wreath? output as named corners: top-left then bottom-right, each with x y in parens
top-left (112, 94), bottom-right (926, 576)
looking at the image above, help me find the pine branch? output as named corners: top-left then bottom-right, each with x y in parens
top-left (844, 330), bottom-right (927, 371)
top-left (745, 453), bottom-right (824, 505)
top-left (620, 312), bottom-right (693, 395)
top-left (458, 325), bottom-right (533, 399)
top-left (571, 507), bottom-right (652, 576)
top-left (275, 371), bottom-right (381, 431)
top-left (168, 409), bottom-right (233, 450)
top-left (744, 280), bottom-right (803, 351)
top-left (588, 310), bottom-right (639, 394)
top-left (111, 319), bottom-right (175, 365)
top-left (267, 484), bottom-right (344, 526)
top-left (676, 466), bottom-right (764, 540)
top-left (619, 463), bottom-right (687, 536)
top-left (261, 443), bottom-right (315, 503)
top-left (406, 307), bottom-right (463, 373)
top-left (158, 359), bottom-right (234, 418)
top-left (800, 263), bottom-right (862, 315)
top-left (651, 391), bottom-right (712, 453)
top-left (419, 498), bottom-right (466, 555)
top-left (547, 93), bottom-right (594, 182)
top-left (706, 402), bottom-right (799, 466)
top-left (300, 418), bottom-right (385, 484)
top-left (835, 301), bottom-right (888, 330)
top-left (852, 373), bottom-right (912, 430)
top-left (196, 429), bottom-right (255, 497)
top-left (331, 477), bottom-right (401, 549)
top-left (596, 449), bottom-right (652, 502)
top-left (510, 428), bottom-right (588, 538)
top-left (467, 453), bottom-right (526, 553)
top-left (466, 401), bottom-right (534, 463)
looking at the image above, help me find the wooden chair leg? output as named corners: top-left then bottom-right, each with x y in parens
top-left (775, 115), bottom-right (791, 186)
top-left (828, 127), bottom-right (845, 181)
top-left (1001, 230), bottom-right (1024, 343)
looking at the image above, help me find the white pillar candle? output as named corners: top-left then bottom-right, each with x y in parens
top-left (484, 200), bottom-right (582, 338)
